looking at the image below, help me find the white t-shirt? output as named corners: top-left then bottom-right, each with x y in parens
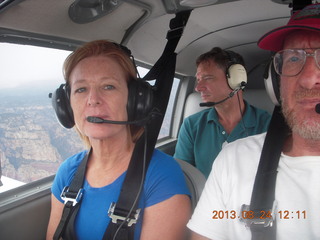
top-left (188, 133), bottom-right (320, 240)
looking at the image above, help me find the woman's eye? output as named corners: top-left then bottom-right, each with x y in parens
top-left (75, 87), bottom-right (86, 93)
top-left (104, 85), bottom-right (115, 90)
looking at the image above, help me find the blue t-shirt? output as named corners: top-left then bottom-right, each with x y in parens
top-left (174, 101), bottom-right (271, 178)
top-left (52, 149), bottom-right (190, 240)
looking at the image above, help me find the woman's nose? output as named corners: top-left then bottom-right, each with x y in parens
top-left (88, 89), bottom-right (101, 106)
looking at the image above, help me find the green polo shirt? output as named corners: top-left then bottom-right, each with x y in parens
top-left (174, 101), bottom-right (271, 178)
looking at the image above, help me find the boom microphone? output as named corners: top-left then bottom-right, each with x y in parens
top-left (315, 103), bottom-right (320, 114)
top-left (199, 82), bottom-right (246, 107)
top-left (199, 96), bottom-right (230, 107)
top-left (87, 111), bottom-right (161, 126)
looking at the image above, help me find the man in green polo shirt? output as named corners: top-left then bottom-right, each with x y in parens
top-left (174, 47), bottom-right (271, 178)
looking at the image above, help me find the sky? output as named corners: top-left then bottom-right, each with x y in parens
top-left (0, 43), bottom-right (71, 89)
top-left (0, 42), bottom-right (150, 90)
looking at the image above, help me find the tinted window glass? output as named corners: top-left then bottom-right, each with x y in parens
top-left (0, 43), bottom-right (81, 192)
top-left (0, 43), bottom-right (179, 193)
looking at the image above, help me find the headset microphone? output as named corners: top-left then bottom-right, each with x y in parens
top-left (315, 103), bottom-right (320, 114)
top-left (87, 110), bottom-right (161, 126)
top-left (88, 116), bottom-right (128, 124)
top-left (199, 96), bottom-right (230, 107)
top-left (199, 81), bottom-right (246, 107)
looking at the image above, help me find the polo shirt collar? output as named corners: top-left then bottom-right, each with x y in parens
top-left (206, 100), bottom-right (257, 128)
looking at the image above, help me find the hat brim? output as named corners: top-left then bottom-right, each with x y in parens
top-left (258, 25), bottom-right (320, 52)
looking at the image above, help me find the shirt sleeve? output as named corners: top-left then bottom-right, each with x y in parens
top-left (173, 118), bottom-right (195, 165)
top-left (51, 161), bottom-right (70, 202)
top-left (143, 150), bottom-right (191, 207)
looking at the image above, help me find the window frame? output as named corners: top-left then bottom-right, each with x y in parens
top-left (0, 29), bottom-right (183, 195)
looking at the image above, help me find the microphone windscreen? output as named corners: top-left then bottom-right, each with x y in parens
top-left (199, 102), bottom-right (215, 107)
top-left (315, 104), bottom-right (320, 114)
top-left (87, 116), bottom-right (105, 123)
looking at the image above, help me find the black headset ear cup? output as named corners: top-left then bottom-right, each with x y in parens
top-left (51, 84), bottom-right (75, 129)
top-left (127, 80), bottom-right (153, 123)
top-left (264, 60), bottom-right (281, 106)
top-left (225, 51), bottom-right (247, 90)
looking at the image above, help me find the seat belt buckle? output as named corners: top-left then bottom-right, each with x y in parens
top-left (60, 186), bottom-right (84, 206)
top-left (108, 202), bottom-right (141, 227)
top-left (239, 201), bottom-right (277, 228)
top-left (166, 26), bottom-right (184, 40)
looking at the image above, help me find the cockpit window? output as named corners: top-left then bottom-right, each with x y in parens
top-left (0, 43), bottom-right (179, 193)
top-left (0, 43), bottom-right (81, 193)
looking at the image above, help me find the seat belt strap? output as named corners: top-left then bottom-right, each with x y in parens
top-left (240, 106), bottom-right (289, 240)
top-left (142, 10), bottom-right (191, 82)
top-left (53, 149), bottom-right (91, 240)
top-left (103, 10), bottom-right (192, 240)
top-left (103, 130), bottom-right (148, 240)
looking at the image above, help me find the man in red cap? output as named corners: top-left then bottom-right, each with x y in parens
top-left (188, 3), bottom-right (320, 240)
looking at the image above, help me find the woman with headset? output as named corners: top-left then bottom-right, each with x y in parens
top-left (46, 40), bottom-right (191, 240)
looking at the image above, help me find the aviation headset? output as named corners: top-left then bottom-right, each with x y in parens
top-left (263, 58), bottom-right (281, 106)
top-left (50, 43), bottom-right (154, 129)
top-left (225, 50), bottom-right (247, 90)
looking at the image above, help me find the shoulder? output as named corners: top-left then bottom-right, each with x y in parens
top-left (223, 132), bottom-right (266, 152)
top-left (52, 150), bottom-right (88, 195)
top-left (215, 132), bottom-right (266, 169)
top-left (244, 103), bottom-right (271, 131)
top-left (149, 149), bottom-right (182, 173)
top-left (208, 133), bottom-right (267, 191)
top-left (185, 108), bottom-right (212, 122)
top-left (181, 108), bottom-right (214, 129)
top-left (246, 103), bottom-right (271, 120)
top-left (143, 149), bottom-right (190, 206)
top-left (57, 150), bottom-right (87, 176)
top-left (51, 151), bottom-right (87, 202)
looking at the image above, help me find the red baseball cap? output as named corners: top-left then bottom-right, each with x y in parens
top-left (258, 3), bottom-right (320, 52)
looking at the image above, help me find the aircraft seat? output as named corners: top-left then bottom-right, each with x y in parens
top-left (176, 159), bottom-right (206, 210)
top-left (183, 92), bottom-right (207, 119)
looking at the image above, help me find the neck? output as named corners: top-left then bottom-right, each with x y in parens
top-left (215, 97), bottom-right (245, 134)
top-left (85, 139), bottom-right (134, 187)
top-left (90, 137), bottom-right (134, 168)
top-left (283, 134), bottom-right (320, 156)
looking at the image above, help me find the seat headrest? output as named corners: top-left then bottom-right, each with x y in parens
top-left (183, 92), bottom-right (208, 118)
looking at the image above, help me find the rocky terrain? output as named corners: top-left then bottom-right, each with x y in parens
top-left (0, 86), bottom-right (83, 183)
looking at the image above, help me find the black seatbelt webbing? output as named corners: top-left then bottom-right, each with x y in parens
top-left (53, 149), bottom-right (91, 240)
top-left (103, 10), bottom-right (192, 240)
top-left (247, 106), bottom-right (289, 240)
top-left (103, 130), bottom-right (149, 240)
top-left (142, 11), bottom-right (191, 82)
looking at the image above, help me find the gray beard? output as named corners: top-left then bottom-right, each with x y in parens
top-left (282, 99), bottom-right (320, 140)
